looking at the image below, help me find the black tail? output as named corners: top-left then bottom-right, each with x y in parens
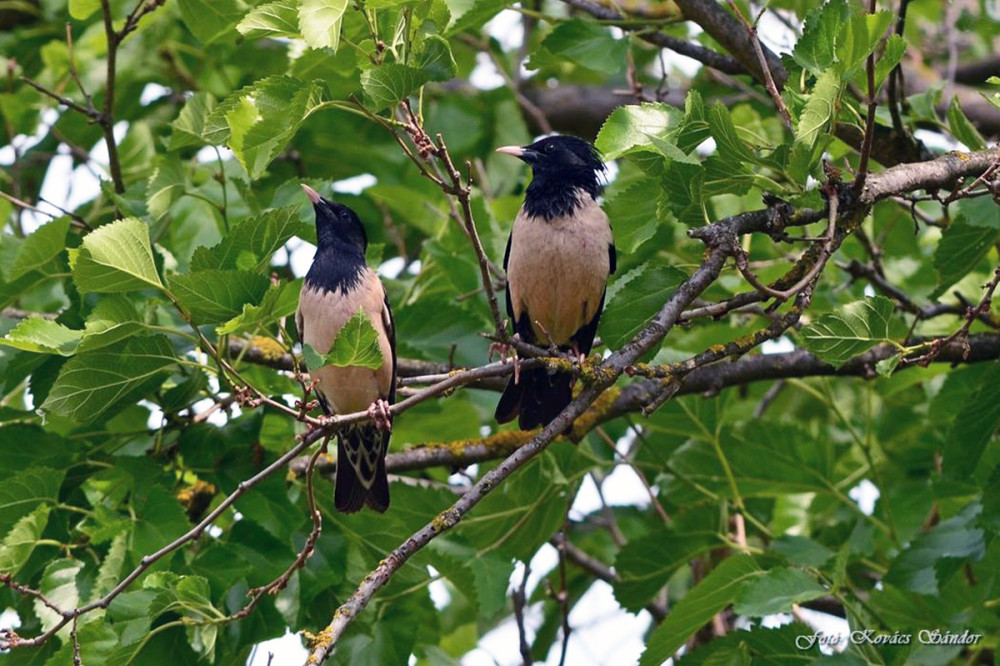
top-left (334, 424), bottom-right (389, 513)
top-left (494, 366), bottom-right (573, 431)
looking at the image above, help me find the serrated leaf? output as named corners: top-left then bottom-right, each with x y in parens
top-left (599, 264), bottom-right (688, 350)
top-left (639, 555), bottom-right (762, 666)
top-left (466, 553), bottom-right (512, 618)
top-left (595, 103), bottom-right (683, 160)
top-left (78, 295), bottom-right (144, 353)
top-left (35, 559), bottom-right (84, 634)
top-left (191, 207), bottom-right (310, 271)
top-left (707, 103), bottom-right (761, 165)
top-left (614, 531), bottom-right (718, 612)
top-left (360, 63), bottom-right (429, 112)
top-left (237, 0), bottom-right (300, 38)
top-left (795, 69), bottom-right (843, 152)
top-left (799, 295), bottom-right (900, 367)
top-left (69, 218), bottom-right (164, 293)
top-left (299, 0), bottom-right (349, 51)
top-left (885, 502), bottom-right (984, 594)
top-left (169, 270), bottom-right (270, 324)
top-left (178, 0), bottom-right (244, 44)
top-left (943, 373), bottom-right (1000, 480)
top-left (147, 156), bottom-right (186, 221)
top-left (873, 34), bottom-right (906, 89)
top-left (603, 178), bottom-right (665, 254)
top-left (0, 467), bottom-right (65, 532)
top-left (216, 278), bottom-right (301, 335)
top-left (40, 335), bottom-right (177, 424)
top-left (932, 219), bottom-right (999, 297)
top-left (534, 19), bottom-right (627, 76)
top-left (958, 195), bottom-right (1000, 229)
top-left (792, 0), bottom-right (848, 75)
top-left (947, 97), bottom-right (986, 151)
top-left (217, 78), bottom-right (325, 179)
top-left (733, 567), bottom-right (826, 616)
top-left (90, 532), bottom-right (128, 602)
top-left (0, 318), bottom-right (82, 355)
top-left (0, 505), bottom-right (51, 576)
top-left (418, 35), bottom-right (458, 82)
top-left (835, 11), bottom-right (892, 74)
top-left (304, 309), bottom-right (384, 370)
top-left (169, 92), bottom-right (218, 150)
top-left (4, 217), bottom-right (70, 282)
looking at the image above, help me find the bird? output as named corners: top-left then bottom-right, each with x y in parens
top-left (493, 135), bottom-right (616, 430)
top-left (296, 184), bottom-right (396, 513)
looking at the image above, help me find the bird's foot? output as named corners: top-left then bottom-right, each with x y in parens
top-left (367, 398), bottom-right (393, 432)
top-left (489, 336), bottom-right (522, 384)
top-left (571, 343), bottom-right (586, 366)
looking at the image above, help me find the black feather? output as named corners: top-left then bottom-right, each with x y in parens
top-left (519, 135), bottom-right (606, 220)
top-left (304, 195), bottom-right (369, 295)
top-left (334, 424), bottom-right (389, 513)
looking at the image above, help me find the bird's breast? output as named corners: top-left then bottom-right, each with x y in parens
top-left (507, 195), bottom-right (613, 344)
top-left (297, 268), bottom-right (393, 414)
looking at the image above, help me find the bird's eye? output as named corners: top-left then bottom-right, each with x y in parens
top-left (545, 143), bottom-right (554, 153)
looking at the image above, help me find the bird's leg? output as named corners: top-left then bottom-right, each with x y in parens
top-left (490, 332), bottom-right (522, 384)
top-left (571, 342), bottom-right (586, 365)
top-left (367, 398), bottom-right (393, 432)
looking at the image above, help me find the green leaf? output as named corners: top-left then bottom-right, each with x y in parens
top-left (147, 156), bottom-right (186, 221)
top-left (237, 0), bottom-right (300, 38)
top-left (298, 0), bottom-right (349, 51)
top-left (35, 558), bottom-right (84, 634)
top-left (466, 552), bottom-right (513, 618)
top-left (707, 103), bottom-right (761, 165)
top-left (304, 309), bottom-right (384, 370)
top-left (595, 103), bottom-right (683, 160)
top-left (770, 535), bottom-right (834, 567)
top-left (835, 11), bottom-right (892, 74)
top-left (534, 19), bottom-right (627, 76)
top-left (4, 217), bottom-right (70, 282)
top-left (78, 295), bottom-right (145, 353)
top-left (959, 194), bottom-right (1000, 229)
top-left (947, 97), bottom-right (986, 151)
top-left (943, 373), bottom-right (1000, 479)
top-left (602, 178), bottom-right (665, 254)
top-left (177, 0), bottom-right (244, 44)
top-left (733, 567), bottom-right (826, 616)
top-left (613, 531), bottom-right (718, 612)
top-left (90, 531), bottom-right (128, 602)
top-left (360, 63), bottom-right (430, 112)
top-left (169, 270), bottom-right (270, 324)
top-left (875, 354), bottom-right (901, 377)
top-left (0, 318), bottom-right (82, 355)
top-left (0, 467), bottom-right (65, 532)
top-left (885, 502), bottom-right (984, 594)
top-left (599, 264), bottom-right (688, 350)
top-left (418, 35), bottom-right (458, 82)
top-left (191, 207), bottom-right (310, 271)
top-left (69, 218), bottom-right (164, 293)
top-left (799, 295), bottom-right (900, 367)
top-left (69, 0), bottom-right (101, 19)
top-left (795, 69), bottom-right (843, 153)
top-left (792, 0), bottom-right (848, 75)
top-left (169, 92), bottom-right (218, 150)
top-left (40, 335), bottom-right (177, 424)
top-left (0, 505), bottom-right (51, 576)
top-left (219, 78), bottom-right (325, 179)
top-left (216, 278), bottom-right (301, 335)
top-left (873, 34), bottom-right (907, 89)
top-left (639, 555), bottom-right (762, 666)
top-left (932, 218), bottom-right (999, 298)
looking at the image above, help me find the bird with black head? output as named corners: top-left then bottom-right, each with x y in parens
top-left (493, 135), bottom-right (616, 430)
top-left (296, 184), bottom-right (397, 513)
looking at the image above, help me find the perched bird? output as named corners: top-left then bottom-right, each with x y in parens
top-left (494, 135), bottom-right (616, 430)
top-left (297, 184), bottom-right (396, 513)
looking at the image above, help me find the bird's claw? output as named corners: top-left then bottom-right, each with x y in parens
top-left (367, 398), bottom-right (393, 432)
top-left (489, 339), bottom-right (522, 384)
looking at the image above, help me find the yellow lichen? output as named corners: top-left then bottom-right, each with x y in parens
top-left (570, 386), bottom-right (622, 439)
top-left (250, 335), bottom-right (286, 361)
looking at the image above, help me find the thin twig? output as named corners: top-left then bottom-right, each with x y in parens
top-left (726, 1), bottom-right (793, 129)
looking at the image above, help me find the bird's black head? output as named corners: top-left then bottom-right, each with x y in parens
top-left (496, 135), bottom-right (606, 219)
top-left (302, 184), bottom-right (368, 254)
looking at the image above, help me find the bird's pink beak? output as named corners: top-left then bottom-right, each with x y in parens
top-left (495, 145), bottom-right (525, 157)
top-left (301, 183), bottom-right (322, 204)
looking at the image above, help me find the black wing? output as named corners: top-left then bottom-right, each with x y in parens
top-left (503, 232), bottom-right (514, 321)
top-left (382, 289), bottom-right (397, 406)
top-left (608, 242), bottom-right (616, 275)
